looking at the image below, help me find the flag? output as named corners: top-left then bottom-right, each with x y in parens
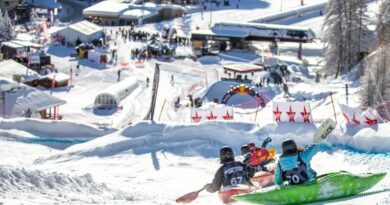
top-left (261, 48), bottom-right (265, 63)
top-left (27, 52), bottom-right (32, 67)
top-left (52, 75), bottom-right (56, 89)
top-left (50, 9), bottom-right (55, 24)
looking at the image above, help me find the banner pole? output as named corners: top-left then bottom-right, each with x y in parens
top-left (329, 92), bottom-right (338, 124)
top-left (158, 98), bottom-right (167, 121)
top-left (254, 99), bottom-right (260, 123)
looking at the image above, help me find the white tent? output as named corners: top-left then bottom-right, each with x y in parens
top-left (94, 77), bottom-right (138, 109)
top-left (55, 21), bottom-right (103, 46)
top-left (0, 77), bottom-right (66, 118)
top-left (0, 60), bottom-right (41, 82)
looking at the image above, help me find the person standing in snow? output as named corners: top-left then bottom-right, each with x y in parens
top-left (171, 75), bottom-right (174, 85)
top-left (204, 146), bottom-right (255, 192)
top-left (275, 139), bottom-right (324, 186)
top-left (117, 69), bottom-right (121, 82)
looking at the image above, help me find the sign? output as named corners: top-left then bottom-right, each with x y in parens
top-left (273, 101), bottom-right (313, 123)
top-left (191, 107), bottom-right (234, 123)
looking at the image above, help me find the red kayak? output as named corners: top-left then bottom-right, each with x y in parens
top-left (251, 171), bottom-right (275, 188)
top-left (218, 188), bottom-right (251, 204)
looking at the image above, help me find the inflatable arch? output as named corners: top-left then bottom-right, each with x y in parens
top-left (221, 84), bottom-right (266, 107)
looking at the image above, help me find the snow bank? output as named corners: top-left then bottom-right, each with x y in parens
top-left (329, 123), bottom-right (390, 153)
top-left (0, 118), bottom-right (116, 140)
top-left (40, 119), bottom-right (390, 162)
top-left (0, 165), bottom-right (124, 204)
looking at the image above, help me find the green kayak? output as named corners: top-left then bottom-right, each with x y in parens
top-left (233, 172), bottom-right (386, 205)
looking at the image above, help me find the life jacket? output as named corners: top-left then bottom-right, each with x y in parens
top-left (222, 161), bottom-right (250, 188)
top-left (279, 154), bottom-right (309, 185)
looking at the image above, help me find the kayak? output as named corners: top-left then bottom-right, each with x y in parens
top-left (218, 187), bottom-right (251, 204)
top-left (251, 171), bottom-right (275, 188)
top-left (233, 172), bottom-right (386, 205)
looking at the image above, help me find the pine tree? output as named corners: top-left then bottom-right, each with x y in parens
top-left (323, 0), bottom-right (373, 77)
top-left (323, 0), bottom-right (344, 77)
top-left (0, 10), bottom-right (14, 40)
top-left (360, 0), bottom-right (390, 119)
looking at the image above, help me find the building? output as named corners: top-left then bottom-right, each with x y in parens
top-left (0, 0), bottom-right (19, 12)
top-left (0, 77), bottom-right (66, 119)
top-left (83, 1), bottom-right (184, 26)
top-left (0, 59), bottom-right (41, 84)
top-left (191, 21), bottom-right (315, 50)
top-left (0, 39), bottom-right (43, 60)
top-left (52, 20), bottom-right (104, 46)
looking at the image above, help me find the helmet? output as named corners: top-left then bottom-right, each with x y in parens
top-left (220, 146), bottom-right (234, 164)
top-left (241, 144), bottom-right (251, 156)
top-left (248, 142), bottom-right (256, 151)
top-left (282, 139), bottom-right (298, 155)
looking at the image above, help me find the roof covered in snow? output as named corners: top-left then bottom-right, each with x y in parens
top-left (1, 40), bottom-right (43, 49)
top-left (223, 63), bottom-right (265, 73)
top-left (83, 1), bottom-right (129, 17)
top-left (68, 21), bottom-right (103, 36)
top-left (0, 77), bottom-right (66, 118)
top-left (0, 60), bottom-right (41, 82)
top-left (119, 9), bottom-right (158, 19)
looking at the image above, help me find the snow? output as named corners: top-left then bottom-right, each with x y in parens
top-left (1, 0), bottom-right (390, 204)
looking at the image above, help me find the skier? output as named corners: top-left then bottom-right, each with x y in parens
top-left (146, 77), bottom-right (150, 87)
top-left (204, 146), bottom-right (255, 192)
top-left (275, 139), bottom-right (325, 186)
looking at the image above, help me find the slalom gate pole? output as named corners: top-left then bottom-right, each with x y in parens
top-left (254, 99), bottom-right (260, 123)
top-left (329, 92), bottom-right (338, 124)
top-left (158, 98), bottom-right (167, 121)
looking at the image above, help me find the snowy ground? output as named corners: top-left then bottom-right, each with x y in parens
top-left (1, 0), bottom-right (389, 204)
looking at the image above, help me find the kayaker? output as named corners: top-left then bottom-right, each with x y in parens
top-left (204, 146), bottom-right (255, 192)
top-left (243, 137), bottom-right (273, 172)
top-left (275, 139), bottom-right (325, 185)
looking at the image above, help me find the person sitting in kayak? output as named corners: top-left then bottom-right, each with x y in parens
top-left (243, 137), bottom-right (273, 172)
top-left (204, 146), bottom-right (255, 192)
top-left (275, 139), bottom-right (324, 185)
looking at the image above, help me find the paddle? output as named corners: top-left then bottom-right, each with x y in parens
top-left (176, 187), bottom-right (206, 203)
top-left (313, 118), bottom-right (336, 144)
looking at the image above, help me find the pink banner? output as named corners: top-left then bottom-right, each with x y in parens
top-left (339, 104), bottom-right (383, 125)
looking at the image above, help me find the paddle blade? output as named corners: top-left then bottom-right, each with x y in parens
top-left (313, 118), bottom-right (336, 143)
top-left (176, 190), bottom-right (201, 203)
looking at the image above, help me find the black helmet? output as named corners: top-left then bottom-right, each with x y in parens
top-left (282, 139), bottom-right (298, 156)
top-left (241, 144), bottom-right (251, 156)
top-left (220, 146), bottom-right (234, 164)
